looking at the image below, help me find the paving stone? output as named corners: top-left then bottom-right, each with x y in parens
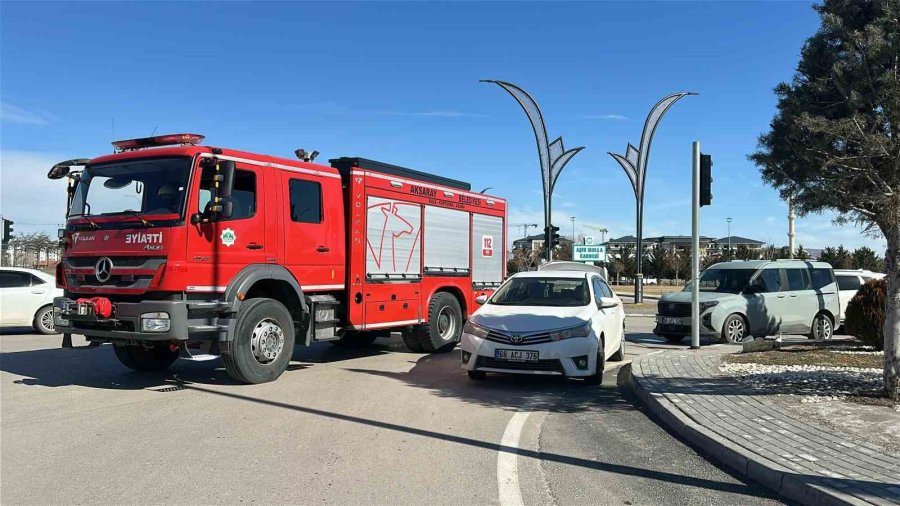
top-left (627, 346), bottom-right (900, 506)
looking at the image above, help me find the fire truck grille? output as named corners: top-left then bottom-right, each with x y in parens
top-left (64, 256), bottom-right (166, 291)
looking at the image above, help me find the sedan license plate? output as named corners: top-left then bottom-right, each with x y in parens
top-left (659, 316), bottom-right (684, 325)
top-left (495, 349), bottom-right (539, 362)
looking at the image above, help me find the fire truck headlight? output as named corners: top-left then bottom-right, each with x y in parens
top-left (141, 312), bottom-right (170, 332)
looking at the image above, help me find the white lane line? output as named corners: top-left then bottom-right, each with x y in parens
top-left (497, 408), bottom-right (531, 506)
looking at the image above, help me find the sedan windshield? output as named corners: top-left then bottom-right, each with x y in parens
top-left (69, 157), bottom-right (191, 218)
top-left (693, 268), bottom-right (755, 294)
top-left (489, 277), bottom-right (590, 307)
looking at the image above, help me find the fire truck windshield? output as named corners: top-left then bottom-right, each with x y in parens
top-left (69, 157), bottom-right (192, 220)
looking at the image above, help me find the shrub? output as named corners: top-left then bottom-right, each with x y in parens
top-left (844, 278), bottom-right (886, 351)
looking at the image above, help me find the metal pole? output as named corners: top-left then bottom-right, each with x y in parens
top-left (635, 202), bottom-right (643, 303)
top-left (546, 198), bottom-right (553, 262)
top-left (571, 216), bottom-right (576, 244)
top-left (691, 141), bottom-right (701, 350)
top-left (727, 217), bottom-right (732, 260)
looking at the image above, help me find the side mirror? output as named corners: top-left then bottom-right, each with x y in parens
top-left (598, 297), bottom-right (619, 309)
top-left (475, 294), bottom-right (488, 305)
top-left (203, 159), bottom-right (236, 220)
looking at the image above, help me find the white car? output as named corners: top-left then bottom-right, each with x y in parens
top-left (834, 269), bottom-right (885, 328)
top-left (0, 267), bottom-right (63, 334)
top-left (460, 266), bottom-right (626, 385)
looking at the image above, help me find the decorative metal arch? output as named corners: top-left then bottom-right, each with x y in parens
top-left (608, 92), bottom-right (696, 302)
top-left (482, 80), bottom-right (584, 260)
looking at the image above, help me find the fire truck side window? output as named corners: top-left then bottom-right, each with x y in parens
top-left (198, 167), bottom-right (256, 220)
top-left (289, 179), bottom-right (322, 223)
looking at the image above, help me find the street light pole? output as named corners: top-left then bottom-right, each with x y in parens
top-left (571, 216), bottom-right (576, 244)
top-left (727, 217), bottom-right (732, 260)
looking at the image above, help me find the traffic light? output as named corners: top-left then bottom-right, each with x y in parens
top-left (549, 225), bottom-right (561, 249)
top-left (700, 153), bottom-right (713, 207)
top-left (1, 218), bottom-right (12, 243)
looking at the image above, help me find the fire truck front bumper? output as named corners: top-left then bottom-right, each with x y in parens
top-left (53, 297), bottom-right (190, 342)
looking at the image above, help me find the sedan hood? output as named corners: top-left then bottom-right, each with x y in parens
top-left (470, 304), bottom-right (592, 333)
top-left (659, 291), bottom-right (740, 304)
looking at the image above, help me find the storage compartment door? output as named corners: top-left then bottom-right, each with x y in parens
top-left (424, 206), bottom-right (470, 275)
top-left (365, 196), bottom-right (422, 280)
top-left (472, 214), bottom-right (503, 288)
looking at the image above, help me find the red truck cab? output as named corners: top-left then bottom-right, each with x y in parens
top-left (51, 134), bottom-right (507, 383)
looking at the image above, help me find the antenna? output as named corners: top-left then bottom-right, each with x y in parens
top-left (111, 118), bottom-right (116, 153)
top-left (150, 126), bottom-right (158, 137)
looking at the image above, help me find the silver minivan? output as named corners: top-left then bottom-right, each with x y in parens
top-left (654, 260), bottom-right (839, 343)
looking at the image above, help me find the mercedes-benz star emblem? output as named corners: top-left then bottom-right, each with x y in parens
top-left (95, 257), bottom-right (113, 283)
top-left (510, 334), bottom-right (524, 344)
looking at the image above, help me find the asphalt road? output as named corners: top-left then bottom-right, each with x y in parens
top-left (1, 317), bottom-right (783, 505)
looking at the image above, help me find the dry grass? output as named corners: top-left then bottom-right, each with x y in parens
top-left (726, 346), bottom-right (883, 369)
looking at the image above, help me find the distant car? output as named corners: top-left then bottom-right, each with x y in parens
top-left (460, 265), bottom-right (626, 385)
top-left (655, 260), bottom-right (840, 343)
top-left (0, 267), bottom-right (63, 334)
top-left (644, 278), bottom-right (658, 285)
top-left (834, 269), bottom-right (885, 329)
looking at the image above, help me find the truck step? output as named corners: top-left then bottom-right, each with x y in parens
top-left (179, 353), bottom-right (219, 362)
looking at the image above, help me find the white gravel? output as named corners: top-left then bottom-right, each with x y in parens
top-left (720, 362), bottom-right (883, 397)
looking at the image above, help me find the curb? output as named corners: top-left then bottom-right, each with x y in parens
top-left (622, 363), bottom-right (869, 506)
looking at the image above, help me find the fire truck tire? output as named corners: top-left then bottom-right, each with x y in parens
top-left (113, 343), bottom-right (178, 371)
top-left (416, 292), bottom-right (463, 353)
top-left (400, 328), bottom-right (425, 352)
top-left (224, 297), bottom-right (295, 384)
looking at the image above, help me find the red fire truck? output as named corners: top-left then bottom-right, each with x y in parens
top-left (48, 134), bottom-right (507, 383)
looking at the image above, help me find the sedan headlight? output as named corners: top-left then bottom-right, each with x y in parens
top-left (463, 320), bottom-right (490, 339)
top-left (141, 312), bottom-right (170, 332)
top-left (549, 321), bottom-right (592, 341)
top-left (699, 301), bottom-right (719, 313)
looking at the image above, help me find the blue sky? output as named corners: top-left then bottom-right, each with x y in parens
top-left (0, 1), bottom-right (884, 252)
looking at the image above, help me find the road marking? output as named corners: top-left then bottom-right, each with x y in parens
top-left (497, 408), bottom-right (531, 506)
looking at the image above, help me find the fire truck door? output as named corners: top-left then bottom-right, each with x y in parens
top-left (281, 172), bottom-right (338, 289)
top-left (186, 163), bottom-right (268, 288)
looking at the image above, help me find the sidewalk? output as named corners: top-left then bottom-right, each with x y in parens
top-left (625, 347), bottom-right (900, 506)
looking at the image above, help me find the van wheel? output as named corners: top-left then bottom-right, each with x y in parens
top-left (113, 343), bottom-right (178, 371)
top-left (721, 314), bottom-right (748, 344)
top-left (413, 292), bottom-right (463, 353)
top-left (224, 298), bottom-right (295, 384)
top-left (33, 305), bottom-right (58, 335)
top-left (809, 313), bottom-right (834, 341)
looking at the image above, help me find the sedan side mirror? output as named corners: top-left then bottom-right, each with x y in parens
top-left (598, 297), bottom-right (619, 309)
top-left (475, 294), bottom-right (488, 305)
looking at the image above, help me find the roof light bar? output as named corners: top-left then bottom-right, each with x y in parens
top-left (112, 133), bottom-right (205, 151)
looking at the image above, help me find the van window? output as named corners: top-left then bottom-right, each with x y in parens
top-left (786, 268), bottom-right (810, 291)
top-left (836, 275), bottom-right (862, 291)
top-left (811, 268), bottom-right (835, 289)
top-left (747, 268), bottom-right (782, 293)
top-left (289, 179), bottom-right (323, 223)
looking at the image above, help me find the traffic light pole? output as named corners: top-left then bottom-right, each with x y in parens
top-left (691, 141), bottom-right (701, 350)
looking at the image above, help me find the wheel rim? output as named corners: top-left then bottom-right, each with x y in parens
top-left (727, 318), bottom-right (745, 342)
top-left (250, 318), bottom-right (285, 365)
top-left (815, 316), bottom-right (832, 340)
top-left (436, 306), bottom-right (457, 342)
top-left (40, 310), bottom-right (54, 332)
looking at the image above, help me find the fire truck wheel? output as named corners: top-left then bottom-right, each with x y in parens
top-left (416, 292), bottom-right (463, 353)
top-left (113, 343), bottom-right (178, 371)
top-left (224, 297), bottom-right (296, 384)
top-left (400, 328), bottom-right (425, 352)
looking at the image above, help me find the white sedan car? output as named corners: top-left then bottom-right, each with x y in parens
top-left (460, 267), bottom-right (625, 385)
top-left (0, 267), bottom-right (63, 334)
